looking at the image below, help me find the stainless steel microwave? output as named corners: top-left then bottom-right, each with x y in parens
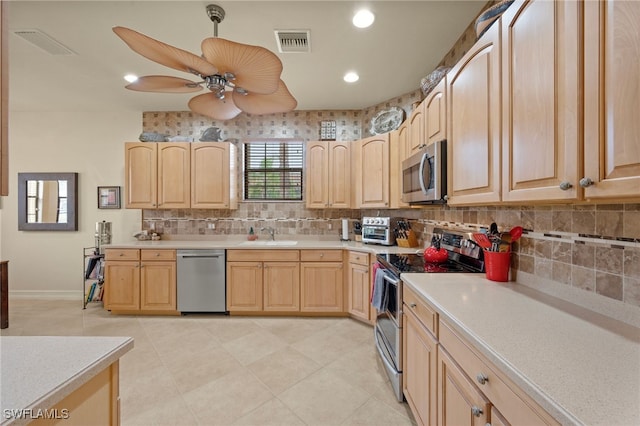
top-left (401, 139), bottom-right (447, 204)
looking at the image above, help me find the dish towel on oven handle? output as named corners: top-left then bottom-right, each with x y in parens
top-left (371, 264), bottom-right (390, 311)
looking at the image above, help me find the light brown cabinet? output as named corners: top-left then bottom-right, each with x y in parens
top-left (446, 21), bottom-right (502, 206)
top-left (347, 251), bottom-right (371, 323)
top-left (305, 141), bottom-right (351, 209)
top-left (300, 250), bottom-right (344, 313)
top-left (191, 142), bottom-right (237, 208)
top-left (355, 133), bottom-right (390, 208)
top-left (501, 0), bottom-right (580, 202)
top-left (227, 250), bottom-right (300, 313)
top-left (583, 0), bottom-right (640, 200)
top-left (389, 128), bottom-right (410, 209)
top-left (408, 102), bottom-right (425, 154)
top-left (424, 78), bottom-right (447, 147)
top-left (104, 249), bottom-right (177, 313)
top-left (125, 141), bottom-right (236, 209)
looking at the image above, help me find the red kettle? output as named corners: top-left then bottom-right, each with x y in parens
top-left (424, 235), bottom-right (448, 264)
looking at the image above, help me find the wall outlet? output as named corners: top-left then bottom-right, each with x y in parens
top-left (327, 223), bottom-right (332, 230)
top-left (207, 223), bottom-right (215, 229)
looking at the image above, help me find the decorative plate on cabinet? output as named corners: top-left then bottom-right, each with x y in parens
top-left (369, 107), bottom-right (405, 135)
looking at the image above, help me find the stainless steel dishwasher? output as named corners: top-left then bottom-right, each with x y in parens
top-left (177, 249), bottom-right (226, 313)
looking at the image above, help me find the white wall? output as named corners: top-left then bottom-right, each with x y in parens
top-left (2, 111), bottom-right (142, 298)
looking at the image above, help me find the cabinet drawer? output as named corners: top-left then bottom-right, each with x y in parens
top-left (141, 249), bottom-right (176, 261)
top-left (348, 251), bottom-right (369, 266)
top-left (104, 249), bottom-right (140, 261)
top-left (403, 284), bottom-right (438, 338)
top-left (227, 250), bottom-right (300, 262)
top-left (300, 250), bottom-right (343, 262)
top-left (439, 320), bottom-right (558, 426)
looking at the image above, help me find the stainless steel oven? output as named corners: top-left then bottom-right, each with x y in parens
top-left (373, 227), bottom-right (485, 402)
top-left (401, 139), bottom-right (447, 204)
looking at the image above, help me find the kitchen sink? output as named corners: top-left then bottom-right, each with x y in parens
top-left (239, 240), bottom-right (298, 246)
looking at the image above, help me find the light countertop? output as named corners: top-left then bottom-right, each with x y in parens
top-left (0, 336), bottom-right (134, 426)
top-left (103, 238), bottom-right (421, 254)
top-left (402, 273), bottom-right (640, 426)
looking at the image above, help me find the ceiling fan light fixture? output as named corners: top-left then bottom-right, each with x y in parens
top-left (344, 72), bottom-right (359, 83)
top-left (124, 74), bottom-right (138, 83)
top-left (353, 9), bottom-right (375, 28)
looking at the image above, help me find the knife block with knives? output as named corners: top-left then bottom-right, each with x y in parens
top-left (395, 220), bottom-right (419, 248)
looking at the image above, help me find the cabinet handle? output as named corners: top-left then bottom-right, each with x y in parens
top-left (119, 253), bottom-right (124, 257)
top-left (476, 373), bottom-right (489, 385)
top-left (559, 181), bottom-right (573, 191)
top-left (409, 303), bottom-right (417, 308)
top-left (471, 406), bottom-right (483, 417)
top-left (579, 177), bottom-right (594, 188)
top-left (155, 253), bottom-right (160, 257)
top-left (320, 253), bottom-right (324, 257)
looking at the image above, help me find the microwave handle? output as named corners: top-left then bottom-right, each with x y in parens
top-left (418, 152), bottom-right (430, 195)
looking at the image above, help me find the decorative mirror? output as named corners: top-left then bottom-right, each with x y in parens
top-left (18, 172), bottom-right (78, 231)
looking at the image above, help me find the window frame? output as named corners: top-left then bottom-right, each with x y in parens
top-left (242, 139), bottom-right (305, 202)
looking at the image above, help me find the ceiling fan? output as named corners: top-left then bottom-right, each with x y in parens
top-left (113, 4), bottom-right (297, 120)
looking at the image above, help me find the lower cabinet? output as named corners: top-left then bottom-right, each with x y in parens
top-left (402, 284), bottom-right (558, 426)
top-left (347, 251), bottom-right (371, 322)
top-left (300, 250), bottom-right (344, 313)
top-left (104, 249), bottom-right (176, 313)
top-left (227, 250), bottom-right (300, 313)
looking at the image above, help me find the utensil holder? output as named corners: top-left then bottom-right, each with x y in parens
top-left (484, 251), bottom-right (511, 282)
top-left (397, 230), bottom-right (419, 248)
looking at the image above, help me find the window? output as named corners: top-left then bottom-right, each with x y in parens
top-left (243, 140), bottom-right (304, 201)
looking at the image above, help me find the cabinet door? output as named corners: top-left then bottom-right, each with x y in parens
top-left (157, 143), bottom-right (190, 208)
top-left (403, 310), bottom-right (437, 426)
top-left (140, 261), bottom-right (176, 311)
top-left (305, 141), bottom-right (328, 208)
top-left (389, 128), bottom-right (409, 209)
top-left (300, 262), bottom-right (344, 312)
top-left (104, 261), bottom-right (140, 311)
top-left (408, 102), bottom-right (425, 153)
top-left (0, 1), bottom-right (7, 196)
top-left (584, 0), bottom-right (640, 199)
top-left (356, 134), bottom-right (390, 208)
top-left (347, 262), bottom-right (370, 322)
top-left (263, 262), bottom-right (300, 312)
top-left (425, 78), bottom-right (447, 145)
top-left (328, 141), bottom-right (351, 208)
top-left (226, 262), bottom-right (263, 311)
top-left (501, 0), bottom-right (580, 202)
top-left (125, 143), bottom-right (157, 209)
top-left (438, 347), bottom-right (490, 426)
top-left (191, 142), bottom-right (231, 208)
top-left (447, 23), bottom-right (501, 205)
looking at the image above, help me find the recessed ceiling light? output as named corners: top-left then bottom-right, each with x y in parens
top-left (344, 72), bottom-right (359, 83)
top-left (353, 9), bottom-right (375, 28)
top-left (124, 74), bottom-right (138, 83)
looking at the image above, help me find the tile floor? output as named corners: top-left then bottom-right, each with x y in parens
top-left (2, 299), bottom-right (416, 426)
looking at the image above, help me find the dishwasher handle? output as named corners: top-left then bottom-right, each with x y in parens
top-left (178, 254), bottom-right (222, 259)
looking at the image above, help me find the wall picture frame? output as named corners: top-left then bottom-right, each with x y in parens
top-left (97, 186), bottom-right (121, 209)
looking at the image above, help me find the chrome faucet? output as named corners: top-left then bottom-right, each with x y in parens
top-left (260, 227), bottom-right (275, 241)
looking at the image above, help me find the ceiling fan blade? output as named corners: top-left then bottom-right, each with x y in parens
top-left (233, 80), bottom-right (297, 115)
top-left (188, 92), bottom-right (242, 121)
top-left (201, 38), bottom-right (282, 95)
top-left (125, 76), bottom-right (203, 93)
top-left (113, 26), bottom-right (218, 77)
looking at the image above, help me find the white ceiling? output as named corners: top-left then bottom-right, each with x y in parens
top-left (6, 1), bottom-right (485, 113)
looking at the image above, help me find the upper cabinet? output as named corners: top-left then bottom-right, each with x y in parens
top-left (408, 102), bottom-right (425, 154)
top-left (125, 142), bottom-right (236, 209)
top-left (501, 0), bottom-right (580, 202)
top-left (583, 0), bottom-right (640, 200)
top-left (305, 141), bottom-right (351, 209)
top-left (355, 133), bottom-right (390, 208)
top-left (447, 21), bottom-right (502, 205)
top-left (191, 142), bottom-right (236, 209)
top-left (424, 78), bottom-right (447, 147)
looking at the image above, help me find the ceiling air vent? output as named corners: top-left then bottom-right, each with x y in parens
top-left (274, 30), bottom-right (310, 53)
top-left (12, 29), bottom-right (76, 56)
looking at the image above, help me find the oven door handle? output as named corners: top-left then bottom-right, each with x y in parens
top-left (383, 273), bottom-right (400, 286)
top-left (418, 152), bottom-right (431, 195)
top-left (374, 327), bottom-right (398, 373)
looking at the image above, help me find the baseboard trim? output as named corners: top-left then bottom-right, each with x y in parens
top-left (9, 290), bottom-right (81, 300)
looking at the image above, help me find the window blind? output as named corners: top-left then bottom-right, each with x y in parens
top-left (243, 141), bottom-right (304, 201)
